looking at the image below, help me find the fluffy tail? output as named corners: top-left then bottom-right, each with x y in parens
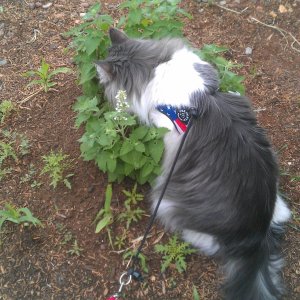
top-left (222, 224), bottom-right (285, 300)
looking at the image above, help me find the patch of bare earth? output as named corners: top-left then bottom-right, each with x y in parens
top-left (0, 0), bottom-right (299, 299)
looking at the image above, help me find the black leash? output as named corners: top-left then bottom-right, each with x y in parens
top-left (107, 107), bottom-right (198, 299)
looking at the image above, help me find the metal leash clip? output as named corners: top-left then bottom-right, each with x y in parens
top-left (106, 272), bottom-right (132, 300)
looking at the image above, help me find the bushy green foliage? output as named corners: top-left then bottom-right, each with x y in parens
top-left (41, 150), bottom-right (73, 189)
top-left (65, 3), bottom-right (113, 96)
top-left (155, 235), bottom-right (197, 273)
top-left (119, 0), bottom-right (191, 38)
top-left (0, 203), bottom-right (42, 229)
top-left (23, 58), bottom-right (71, 92)
top-left (68, 1), bottom-right (245, 185)
top-left (196, 44), bottom-right (245, 95)
top-left (0, 100), bottom-right (15, 123)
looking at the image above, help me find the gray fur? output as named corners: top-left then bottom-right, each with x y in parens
top-left (97, 29), bottom-right (288, 300)
top-left (96, 33), bottom-right (185, 105)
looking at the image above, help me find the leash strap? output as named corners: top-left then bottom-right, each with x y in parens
top-left (107, 106), bottom-right (198, 299)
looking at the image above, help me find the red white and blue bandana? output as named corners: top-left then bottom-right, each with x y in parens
top-left (156, 105), bottom-right (192, 134)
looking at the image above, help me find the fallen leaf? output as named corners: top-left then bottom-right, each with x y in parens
top-left (269, 11), bottom-right (277, 18)
top-left (278, 5), bottom-right (288, 13)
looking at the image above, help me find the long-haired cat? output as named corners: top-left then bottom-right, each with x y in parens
top-left (96, 28), bottom-right (290, 300)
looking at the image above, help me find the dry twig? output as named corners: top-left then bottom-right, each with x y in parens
top-left (249, 17), bottom-right (300, 53)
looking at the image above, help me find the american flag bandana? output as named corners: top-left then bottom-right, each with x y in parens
top-left (156, 105), bottom-right (192, 134)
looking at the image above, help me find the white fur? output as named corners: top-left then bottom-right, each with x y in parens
top-left (182, 229), bottom-right (220, 256)
top-left (96, 65), bottom-right (110, 84)
top-left (132, 48), bottom-right (208, 127)
top-left (272, 195), bottom-right (291, 224)
top-left (152, 198), bottom-right (178, 231)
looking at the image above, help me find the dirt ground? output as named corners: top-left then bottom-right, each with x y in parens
top-left (0, 0), bottom-right (299, 299)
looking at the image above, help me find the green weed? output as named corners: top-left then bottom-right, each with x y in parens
top-left (94, 184), bottom-right (114, 247)
top-left (114, 229), bottom-right (128, 250)
top-left (119, 0), bottom-right (191, 39)
top-left (0, 100), bottom-right (16, 123)
top-left (23, 58), bottom-right (71, 92)
top-left (155, 235), bottom-right (197, 273)
top-left (0, 203), bottom-right (42, 229)
top-left (41, 150), bottom-right (74, 189)
top-left (118, 184), bottom-right (145, 229)
top-left (0, 141), bottom-right (17, 165)
top-left (193, 285), bottom-right (201, 300)
top-left (67, 240), bottom-right (83, 256)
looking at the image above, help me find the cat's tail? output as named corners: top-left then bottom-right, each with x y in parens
top-left (222, 224), bottom-right (286, 300)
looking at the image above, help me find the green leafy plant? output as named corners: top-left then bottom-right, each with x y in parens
top-left (18, 134), bottom-right (31, 156)
top-left (0, 100), bottom-right (15, 123)
top-left (23, 58), bottom-right (71, 92)
top-left (65, 3), bottom-right (113, 96)
top-left (114, 229), bottom-right (128, 250)
top-left (41, 150), bottom-right (74, 189)
top-left (93, 184), bottom-right (114, 247)
top-left (0, 141), bottom-right (17, 165)
top-left (76, 91), bottom-right (168, 184)
top-left (196, 44), bottom-right (245, 94)
top-left (67, 240), bottom-right (83, 256)
top-left (0, 203), bottom-right (42, 229)
top-left (118, 183), bottom-right (145, 228)
top-left (155, 235), bottom-right (197, 273)
top-left (119, 0), bottom-right (191, 39)
top-left (193, 285), bottom-right (201, 300)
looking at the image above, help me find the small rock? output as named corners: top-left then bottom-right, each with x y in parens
top-left (0, 59), bottom-right (7, 66)
top-left (219, 0), bottom-right (226, 5)
top-left (88, 186), bottom-right (95, 193)
top-left (35, 2), bottom-right (42, 8)
top-left (28, 2), bottom-right (35, 9)
top-left (49, 43), bottom-right (58, 50)
top-left (245, 47), bottom-right (253, 55)
top-left (79, 13), bottom-right (86, 17)
top-left (80, 2), bottom-right (90, 8)
top-left (42, 2), bottom-right (53, 9)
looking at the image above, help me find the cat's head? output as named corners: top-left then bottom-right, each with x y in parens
top-left (95, 28), bottom-right (184, 105)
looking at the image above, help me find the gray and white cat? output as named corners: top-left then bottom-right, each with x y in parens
top-left (96, 28), bottom-right (290, 300)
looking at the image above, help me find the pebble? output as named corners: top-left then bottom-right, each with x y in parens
top-left (80, 2), bottom-right (90, 8)
top-left (42, 2), bottom-right (53, 9)
top-left (0, 59), bottom-right (7, 66)
top-left (245, 47), bottom-right (253, 55)
top-left (79, 13), bottom-right (86, 17)
top-left (28, 2), bottom-right (35, 9)
top-left (219, 0), bottom-right (227, 5)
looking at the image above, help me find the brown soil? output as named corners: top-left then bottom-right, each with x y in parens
top-left (0, 0), bottom-right (299, 299)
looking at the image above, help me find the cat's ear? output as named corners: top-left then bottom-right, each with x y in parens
top-left (109, 27), bottom-right (128, 45)
top-left (95, 61), bottom-right (113, 83)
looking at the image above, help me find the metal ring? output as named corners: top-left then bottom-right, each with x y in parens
top-left (119, 272), bottom-right (132, 286)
